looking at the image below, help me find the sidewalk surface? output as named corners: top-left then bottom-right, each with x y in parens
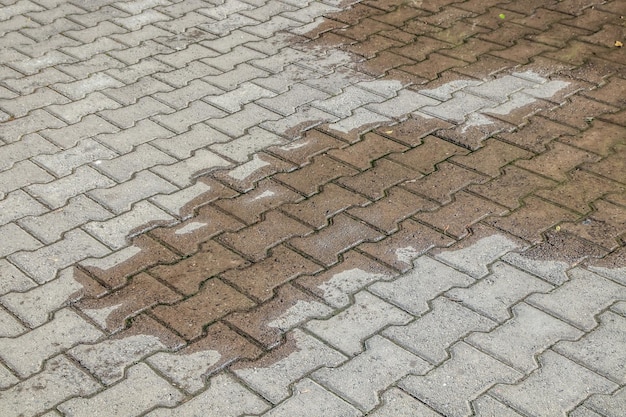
top-left (1, 0), bottom-right (625, 415)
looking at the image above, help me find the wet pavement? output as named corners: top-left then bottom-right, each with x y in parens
top-left (0, 0), bottom-right (625, 416)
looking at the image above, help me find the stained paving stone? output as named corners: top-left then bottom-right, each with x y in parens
top-left (2, 0), bottom-right (626, 415)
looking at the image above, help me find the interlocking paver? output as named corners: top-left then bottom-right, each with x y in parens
top-left (0, 355), bottom-right (101, 417)
top-left (0, 308), bottom-right (103, 377)
top-left (313, 335), bottom-right (431, 412)
top-left (400, 342), bottom-right (522, 417)
top-left (69, 314), bottom-right (183, 385)
top-left (59, 362), bottom-right (184, 417)
top-left (306, 291), bottom-right (412, 356)
top-left (490, 350), bottom-right (617, 417)
top-left (0, 190), bottom-right (48, 226)
top-left (233, 328), bottom-right (346, 403)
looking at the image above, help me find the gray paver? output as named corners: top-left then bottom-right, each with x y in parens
top-left (84, 200), bottom-right (175, 249)
top-left (0, 267), bottom-right (92, 327)
top-left (434, 234), bottom-right (524, 278)
top-left (88, 170), bottom-right (177, 214)
top-left (26, 165), bottom-right (116, 209)
top-left (0, 308), bottom-right (103, 377)
top-left (313, 335), bottom-right (431, 412)
top-left (0, 190), bottom-right (48, 226)
top-left (0, 259), bottom-right (36, 295)
top-left (19, 195), bottom-right (113, 244)
top-left (95, 143), bottom-right (176, 182)
top-left (490, 350), bottom-right (617, 417)
top-left (472, 395), bottom-right (525, 417)
top-left (9, 229), bottom-right (110, 283)
top-left (306, 291), bottom-right (412, 356)
top-left (0, 160), bottom-right (54, 198)
top-left (40, 114), bottom-right (119, 149)
top-left (151, 123), bottom-right (230, 158)
top-left (96, 119), bottom-right (173, 154)
top-left (555, 311), bottom-right (626, 383)
top-left (261, 378), bottom-right (361, 417)
top-left (0, 306), bottom-right (26, 338)
top-left (467, 303), bottom-right (583, 372)
top-left (527, 267), bottom-right (626, 331)
top-left (0, 355), bottom-right (100, 417)
top-left (367, 388), bottom-right (444, 417)
top-left (384, 297), bottom-right (496, 364)
top-left (0, 133), bottom-right (59, 171)
top-left (400, 342), bottom-right (522, 417)
top-left (147, 373), bottom-right (270, 417)
top-left (33, 138), bottom-right (118, 177)
top-left (70, 332), bottom-right (175, 385)
top-left (0, 223), bottom-right (43, 257)
top-left (234, 329), bottom-right (346, 403)
top-left (151, 149), bottom-right (231, 186)
top-left (370, 256), bottom-right (474, 316)
top-left (59, 363), bottom-right (185, 417)
top-left (585, 386), bottom-right (626, 417)
top-left (446, 261), bottom-right (554, 322)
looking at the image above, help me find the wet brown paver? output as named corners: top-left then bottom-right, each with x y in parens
top-left (0, 0), bottom-right (625, 415)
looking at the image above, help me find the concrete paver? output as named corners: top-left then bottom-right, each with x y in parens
top-left (0, 0), bottom-right (625, 416)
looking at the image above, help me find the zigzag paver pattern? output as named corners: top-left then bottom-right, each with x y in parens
top-left (0, 0), bottom-right (625, 415)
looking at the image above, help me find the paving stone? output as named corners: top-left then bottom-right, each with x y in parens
top-left (59, 362), bottom-right (184, 417)
top-left (0, 302), bottom-right (26, 337)
top-left (368, 387), bottom-right (444, 417)
top-left (261, 378), bottom-right (361, 417)
top-left (100, 96), bottom-right (175, 129)
top-left (446, 261), bottom-right (553, 322)
top-left (370, 255), bottom-right (473, 315)
top-left (278, 183), bottom-right (365, 230)
top-left (297, 250), bottom-right (394, 308)
top-left (80, 234), bottom-right (179, 289)
top-left (151, 278), bottom-right (254, 340)
top-left (385, 296), bottom-right (495, 364)
top-left (150, 240), bottom-right (246, 295)
top-left (147, 321), bottom-right (261, 393)
top-left (0, 222), bottom-right (43, 257)
top-left (69, 314), bottom-right (183, 385)
top-left (527, 267), bottom-right (626, 331)
top-left (207, 82), bottom-right (275, 113)
top-left (151, 123), bottom-right (229, 159)
top-left (289, 213), bottom-right (383, 266)
top-left (150, 205), bottom-right (244, 255)
top-left (503, 230), bottom-right (607, 285)
top-left (96, 120), bottom-right (172, 154)
top-left (555, 311), bottom-right (626, 383)
top-left (148, 373), bottom-right (269, 417)
top-left (210, 126), bottom-right (286, 162)
top-left (95, 143), bottom-right (176, 183)
top-left (19, 195), bottom-right (112, 243)
top-left (468, 303), bottom-right (583, 372)
top-left (274, 154), bottom-right (358, 196)
top-left (585, 386), bottom-right (626, 417)
top-left (561, 199), bottom-right (626, 251)
top-left (415, 191), bottom-right (509, 239)
top-left (233, 328), bottom-right (346, 403)
top-left (313, 335), bottom-right (431, 412)
top-left (84, 200), bottom-right (175, 250)
top-left (79, 271), bottom-right (182, 332)
top-left (33, 138), bottom-right (117, 177)
top-left (217, 152), bottom-right (294, 192)
top-left (0, 268), bottom-right (99, 329)
top-left (0, 259), bottom-right (36, 295)
top-left (338, 158), bottom-right (420, 200)
top-left (0, 355), bottom-right (100, 417)
top-left (485, 196), bottom-right (578, 244)
top-left (490, 350), bottom-right (617, 417)
top-left (221, 245), bottom-right (321, 302)
top-left (151, 149), bottom-right (231, 187)
top-left (25, 165), bottom-right (115, 209)
top-left (306, 291), bottom-right (412, 356)
top-left (0, 160), bottom-right (54, 199)
top-left (40, 114), bottom-right (119, 149)
top-left (0, 133), bottom-right (58, 171)
top-left (150, 177), bottom-right (234, 218)
top-left (219, 211), bottom-right (310, 261)
top-left (0, 308), bottom-right (103, 377)
top-left (359, 218), bottom-right (454, 272)
top-left (403, 162), bottom-right (487, 204)
top-left (88, 170), bottom-right (177, 214)
top-left (471, 395), bottom-right (525, 417)
top-left (400, 342), bottom-right (522, 417)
